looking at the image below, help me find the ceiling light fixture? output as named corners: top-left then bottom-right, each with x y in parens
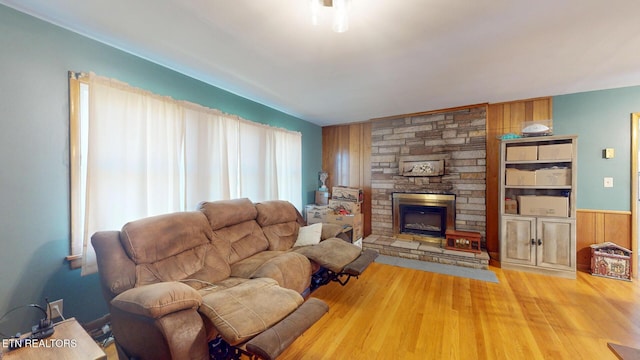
top-left (310, 0), bottom-right (351, 33)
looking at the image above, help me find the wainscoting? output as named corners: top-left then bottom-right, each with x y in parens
top-left (576, 209), bottom-right (631, 272)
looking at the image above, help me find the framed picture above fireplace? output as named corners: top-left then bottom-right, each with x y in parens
top-left (399, 159), bottom-right (444, 177)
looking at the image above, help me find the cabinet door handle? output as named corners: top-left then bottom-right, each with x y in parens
top-left (537, 239), bottom-right (542, 246)
top-left (531, 238), bottom-right (535, 245)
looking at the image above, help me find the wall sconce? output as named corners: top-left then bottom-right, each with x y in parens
top-left (602, 148), bottom-right (615, 159)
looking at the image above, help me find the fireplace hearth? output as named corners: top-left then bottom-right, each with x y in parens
top-left (393, 192), bottom-right (455, 244)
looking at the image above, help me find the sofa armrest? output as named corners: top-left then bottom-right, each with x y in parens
top-left (320, 223), bottom-right (345, 240)
top-left (111, 281), bottom-right (202, 319)
top-left (92, 230), bottom-right (137, 299)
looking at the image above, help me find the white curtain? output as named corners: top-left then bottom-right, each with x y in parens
top-left (238, 121), bottom-right (269, 201)
top-left (81, 75), bottom-right (185, 274)
top-left (79, 74), bottom-right (302, 275)
top-left (237, 121), bottom-right (302, 207)
top-left (273, 129), bottom-right (302, 209)
top-left (183, 104), bottom-right (239, 208)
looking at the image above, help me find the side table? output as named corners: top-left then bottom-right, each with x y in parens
top-left (1, 317), bottom-right (106, 360)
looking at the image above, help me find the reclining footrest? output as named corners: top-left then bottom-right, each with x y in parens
top-left (343, 249), bottom-right (379, 276)
top-left (199, 278), bottom-right (304, 346)
top-left (309, 249), bottom-right (379, 291)
top-left (244, 298), bottom-right (329, 360)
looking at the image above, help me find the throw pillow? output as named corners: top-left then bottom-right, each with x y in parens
top-left (293, 223), bottom-right (323, 247)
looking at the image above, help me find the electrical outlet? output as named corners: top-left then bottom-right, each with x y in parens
top-left (47, 299), bottom-right (63, 320)
top-left (604, 177), bottom-right (614, 188)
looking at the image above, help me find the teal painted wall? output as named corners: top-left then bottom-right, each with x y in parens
top-left (3, 0), bottom-right (639, 338)
top-left (0, 4), bottom-right (321, 334)
top-left (553, 86), bottom-right (640, 211)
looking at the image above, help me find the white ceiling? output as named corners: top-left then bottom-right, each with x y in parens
top-left (3, 0), bottom-right (640, 126)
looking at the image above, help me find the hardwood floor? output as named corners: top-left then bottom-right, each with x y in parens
top-left (278, 263), bottom-right (640, 360)
top-left (103, 262), bottom-right (639, 359)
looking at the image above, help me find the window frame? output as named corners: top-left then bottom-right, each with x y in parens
top-left (67, 72), bottom-right (88, 269)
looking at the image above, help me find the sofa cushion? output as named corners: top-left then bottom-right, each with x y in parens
top-left (231, 251), bottom-right (311, 294)
top-left (200, 198), bottom-right (271, 263)
top-left (320, 223), bottom-right (347, 241)
top-left (250, 252), bottom-right (311, 294)
top-left (292, 238), bottom-right (362, 273)
top-left (229, 251), bottom-right (285, 278)
top-left (255, 201), bottom-right (300, 251)
top-left (199, 278), bottom-right (303, 346)
top-left (196, 277), bottom-right (249, 297)
top-left (136, 245), bottom-right (231, 288)
top-left (120, 212), bottom-right (231, 287)
top-left (121, 211), bottom-right (212, 264)
top-left (294, 223), bottom-right (323, 247)
top-left (211, 220), bottom-right (270, 264)
top-left (198, 198), bottom-right (257, 231)
top-left (255, 200), bottom-right (299, 226)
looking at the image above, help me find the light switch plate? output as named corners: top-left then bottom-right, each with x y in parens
top-left (604, 148), bottom-right (615, 159)
top-left (604, 177), bottom-right (614, 188)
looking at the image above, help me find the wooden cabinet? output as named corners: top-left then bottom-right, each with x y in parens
top-left (502, 216), bottom-right (575, 273)
top-left (499, 135), bottom-right (577, 278)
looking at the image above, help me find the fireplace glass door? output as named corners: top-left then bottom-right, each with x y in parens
top-left (399, 204), bottom-right (446, 238)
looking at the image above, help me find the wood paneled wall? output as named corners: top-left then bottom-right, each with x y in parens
top-left (322, 98), bottom-right (634, 274)
top-left (486, 98), bottom-right (553, 264)
top-left (576, 209), bottom-right (632, 272)
top-left (322, 123), bottom-right (372, 237)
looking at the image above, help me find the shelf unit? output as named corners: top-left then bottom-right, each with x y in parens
top-left (499, 135), bottom-right (577, 279)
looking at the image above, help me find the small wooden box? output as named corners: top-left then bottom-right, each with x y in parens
top-left (590, 242), bottom-right (632, 281)
top-left (445, 229), bottom-right (481, 253)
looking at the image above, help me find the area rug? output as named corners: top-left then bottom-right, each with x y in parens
top-left (375, 254), bottom-right (499, 283)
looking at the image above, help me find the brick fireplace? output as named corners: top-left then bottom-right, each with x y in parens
top-left (363, 107), bottom-right (489, 268)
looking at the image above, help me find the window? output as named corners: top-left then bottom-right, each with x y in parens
top-left (68, 72), bottom-right (302, 273)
